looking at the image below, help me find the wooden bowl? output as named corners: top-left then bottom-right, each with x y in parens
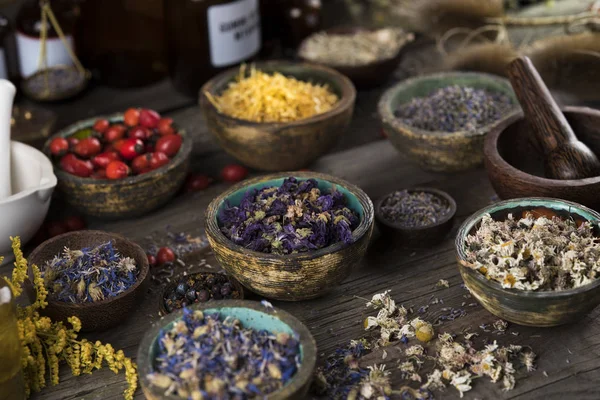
top-left (297, 26), bottom-right (415, 89)
top-left (484, 107), bottom-right (600, 211)
top-left (44, 113), bottom-right (192, 219)
top-left (137, 299), bottom-right (317, 400)
top-left (456, 197), bottom-right (600, 327)
top-left (158, 271), bottom-right (245, 315)
top-left (205, 172), bottom-right (374, 301)
top-left (378, 72), bottom-right (518, 172)
top-left (199, 61), bottom-right (356, 171)
top-left (28, 230), bottom-right (150, 332)
top-left (375, 187), bottom-right (456, 247)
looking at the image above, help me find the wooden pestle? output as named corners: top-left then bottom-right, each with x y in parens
top-left (507, 56), bottom-right (600, 180)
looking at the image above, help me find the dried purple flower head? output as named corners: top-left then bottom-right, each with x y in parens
top-left (148, 308), bottom-right (301, 399)
top-left (219, 177), bottom-right (360, 254)
top-left (42, 241), bottom-right (138, 303)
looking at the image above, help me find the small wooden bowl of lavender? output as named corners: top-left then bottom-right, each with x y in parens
top-left (205, 172), bottom-right (374, 301)
top-left (375, 188), bottom-right (456, 247)
top-left (456, 197), bottom-right (600, 327)
top-left (138, 300), bottom-right (317, 400)
top-left (28, 230), bottom-right (150, 332)
top-left (378, 72), bottom-right (518, 172)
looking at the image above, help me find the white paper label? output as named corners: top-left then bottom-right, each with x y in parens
top-left (0, 49), bottom-right (7, 80)
top-left (207, 0), bottom-right (260, 68)
top-left (16, 32), bottom-right (74, 77)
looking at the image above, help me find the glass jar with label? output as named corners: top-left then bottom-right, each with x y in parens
top-left (164, 0), bottom-right (262, 97)
top-left (0, 278), bottom-right (25, 400)
top-left (15, 0), bottom-right (78, 78)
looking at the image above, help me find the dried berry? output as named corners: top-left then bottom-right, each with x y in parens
top-left (93, 118), bottom-right (110, 133)
top-left (123, 108), bottom-right (140, 126)
top-left (49, 137), bottom-right (69, 156)
top-left (220, 164), bottom-right (248, 183)
top-left (156, 247), bottom-right (176, 265)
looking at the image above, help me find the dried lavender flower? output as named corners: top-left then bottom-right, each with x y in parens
top-left (219, 177), bottom-right (360, 254)
top-left (42, 241), bottom-right (138, 303)
top-left (148, 309), bottom-right (301, 399)
top-left (463, 212), bottom-right (600, 291)
top-left (380, 190), bottom-right (450, 228)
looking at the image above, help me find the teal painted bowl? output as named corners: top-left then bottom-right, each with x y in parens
top-left (137, 300), bottom-right (317, 400)
top-left (205, 172), bottom-right (374, 301)
top-left (456, 197), bottom-right (600, 327)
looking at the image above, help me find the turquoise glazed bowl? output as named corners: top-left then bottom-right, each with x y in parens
top-left (205, 172), bottom-right (374, 301)
top-left (456, 197), bottom-right (600, 327)
top-left (137, 300), bottom-right (317, 400)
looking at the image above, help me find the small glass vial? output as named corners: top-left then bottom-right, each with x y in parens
top-left (0, 279), bottom-right (25, 400)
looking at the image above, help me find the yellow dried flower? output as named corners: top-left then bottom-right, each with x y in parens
top-left (416, 323), bottom-right (435, 343)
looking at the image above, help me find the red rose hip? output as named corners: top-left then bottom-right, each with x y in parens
top-left (155, 134), bottom-right (182, 157)
top-left (128, 126), bottom-right (150, 140)
top-left (147, 254), bottom-right (157, 267)
top-left (64, 215), bottom-right (86, 231)
top-left (185, 173), bottom-right (212, 192)
top-left (47, 221), bottom-right (68, 238)
top-left (60, 154), bottom-right (94, 177)
top-left (67, 137), bottom-right (79, 149)
top-left (124, 108), bottom-right (140, 126)
top-left (93, 119), bottom-right (110, 133)
top-left (220, 164), bottom-right (248, 183)
top-left (149, 151), bottom-right (170, 170)
top-left (131, 153), bottom-right (151, 174)
top-left (157, 117), bottom-right (174, 135)
top-left (74, 137), bottom-right (102, 158)
top-left (106, 161), bottom-right (131, 179)
top-left (104, 124), bottom-right (126, 142)
top-left (156, 247), bottom-right (176, 264)
top-left (49, 137), bottom-right (69, 156)
top-left (92, 151), bottom-right (120, 169)
top-left (138, 109), bottom-right (161, 128)
top-left (119, 138), bottom-right (144, 160)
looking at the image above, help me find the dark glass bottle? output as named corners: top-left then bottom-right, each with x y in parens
top-left (0, 14), bottom-right (10, 81)
top-left (165, 0), bottom-right (262, 97)
top-left (15, 0), bottom-right (78, 78)
top-left (75, 0), bottom-right (166, 88)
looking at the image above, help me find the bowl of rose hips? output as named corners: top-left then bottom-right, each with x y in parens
top-left (205, 171), bottom-right (374, 301)
top-left (44, 108), bottom-right (192, 218)
top-left (159, 271), bottom-right (245, 315)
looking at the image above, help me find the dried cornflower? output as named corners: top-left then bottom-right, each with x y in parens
top-left (463, 212), bottom-right (600, 291)
top-left (148, 308), bottom-right (301, 398)
top-left (42, 241), bottom-right (138, 303)
top-left (220, 177), bottom-right (360, 254)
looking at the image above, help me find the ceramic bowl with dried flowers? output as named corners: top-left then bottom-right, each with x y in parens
top-left (28, 230), bottom-right (150, 332)
top-left (200, 61), bottom-right (356, 171)
top-left (137, 299), bottom-right (317, 400)
top-left (456, 197), bottom-right (600, 327)
top-left (205, 172), bottom-right (374, 301)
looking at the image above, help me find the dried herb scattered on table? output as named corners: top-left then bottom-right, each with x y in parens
top-left (299, 28), bottom-right (414, 66)
top-left (380, 190), bottom-right (451, 227)
top-left (42, 241), bottom-right (138, 303)
top-left (163, 273), bottom-right (242, 313)
top-left (463, 212), bottom-right (600, 291)
top-left (205, 65), bottom-right (339, 123)
top-left (394, 85), bottom-right (513, 133)
top-left (147, 308), bottom-right (301, 399)
top-left (219, 177), bottom-right (360, 254)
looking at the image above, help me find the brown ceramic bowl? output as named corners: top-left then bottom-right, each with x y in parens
top-left (43, 113), bottom-right (192, 219)
top-left (484, 106), bottom-right (600, 211)
top-left (297, 26), bottom-right (415, 88)
top-left (137, 299), bottom-right (317, 400)
top-left (375, 187), bottom-right (456, 247)
top-left (28, 230), bottom-right (150, 332)
top-left (456, 197), bottom-right (600, 327)
top-left (378, 72), bottom-right (518, 172)
top-left (205, 172), bottom-right (374, 301)
top-left (158, 271), bottom-right (246, 315)
top-left (199, 61), bottom-right (356, 171)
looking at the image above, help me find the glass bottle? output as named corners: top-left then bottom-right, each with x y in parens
top-left (0, 14), bottom-right (10, 81)
top-left (75, 0), bottom-right (166, 88)
top-left (0, 278), bottom-right (25, 400)
top-left (165, 0), bottom-right (262, 97)
top-left (15, 0), bottom-right (78, 78)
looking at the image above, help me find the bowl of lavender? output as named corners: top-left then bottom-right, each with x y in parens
top-left (375, 187), bottom-right (456, 247)
top-left (205, 172), bottom-right (374, 301)
top-left (378, 72), bottom-right (519, 172)
top-left (28, 230), bottom-right (150, 332)
top-left (456, 197), bottom-right (600, 327)
top-left (138, 300), bottom-right (317, 400)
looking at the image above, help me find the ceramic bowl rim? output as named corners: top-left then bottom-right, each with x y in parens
top-left (484, 106), bottom-right (600, 186)
top-left (28, 230), bottom-right (150, 309)
top-left (375, 187), bottom-right (456, 232)
top-left (378, 71), bottom-right (520, 139)
top-left (297, 25), bottom-right (415, 69)
top-left (43, 112), bottom-right (193, 186)
top-left (199, 60), bottom-right (356, 128)
top-left (137, 299), bottom-right (317, 400)
top-left (205, 171), bottom-right (374, 261)
top-left (455, 197), bottom-right (600, 298)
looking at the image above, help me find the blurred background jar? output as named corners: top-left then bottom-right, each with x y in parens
top-left (0, 14), bottom-right (10, 80)
top-left (0, 278), bottom-right (25, 400)
top-left (164, 0), bottom-right (261, 97)
top-left (75, 0), bottom-right (167, 88)
top-left (15, 0), bottom-right (78, 78)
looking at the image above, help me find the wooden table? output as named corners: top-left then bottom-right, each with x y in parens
top-left (5, 18), bottom-right (600, 400)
